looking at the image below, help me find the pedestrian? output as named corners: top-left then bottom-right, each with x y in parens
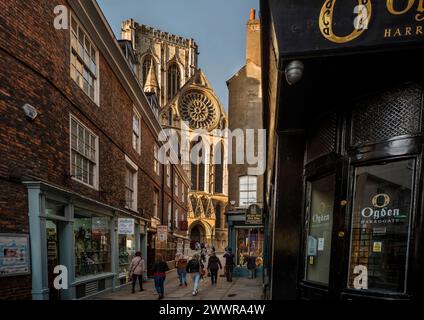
top-left (223, 248), bottom-right (235, 282)
top-left (175, 253), bottom-right (188, 287)
top-left (128, 251), bottom-right (145, 293)
top-left (153, 254), bottom-right (169, 300)
top-left (207, 252), bottom-right (222, 285)
top-left (246, 252), bottom-right (257, 279)
top-left (186, 253), bottom-right (204, 296)
top-left (201, 246), bottom-right (207, 263)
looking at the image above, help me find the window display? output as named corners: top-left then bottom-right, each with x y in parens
top-left (119, 234), bottom-right (136, 276)
top-left (305, 175), bottom-right (335, 284)
top-left (74, 212), bottom-right (111, 278)
top-left (236, 228), bottom-right (264, 267)
top-left (348, 160), bottom-right (414, 293)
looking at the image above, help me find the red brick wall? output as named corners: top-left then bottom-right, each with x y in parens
top-left (0, 0), bottom-right (167, 299)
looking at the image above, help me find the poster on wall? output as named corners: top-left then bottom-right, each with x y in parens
top-left (157, 225), bottom-right (168, 242)
top-left (0, 234), bottom-right (30, 277)
top-left (118, 218), bottom-right (135, 235)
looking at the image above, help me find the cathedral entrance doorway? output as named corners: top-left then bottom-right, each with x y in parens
top-left (190, 223), bottom-right (206, 244)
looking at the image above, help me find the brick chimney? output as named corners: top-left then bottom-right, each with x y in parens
top-left (246, 8), bottom-right (261, 69)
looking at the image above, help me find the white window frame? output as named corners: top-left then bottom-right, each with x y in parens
top-left (153, 190), bottom-right (159, 218)
top-left (174, 175), bottom-right (179, 196)
top-left (239, 175), bottom-right (257, 208)
top-left (182, 185), bottom-right (185, 203)
top-left (168, 201), bottom-right (172, 230)
top-left (70, 12), bottom-right (100, 105)
top-left (175, 208), bottom-right (179, 229)
top-left (125, 155), bottom-right (138, 212)
top-left (69, 114), bottom-right (99, 190)
top-left (166, 164), bottom-right (171, 188)
top-left (154, 144), bottom-right (160, 175)
top-left (132, 108), bottom-right (141, 154)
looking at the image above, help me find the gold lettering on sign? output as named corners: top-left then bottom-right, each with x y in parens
top-left (386, 0), bottom-right (415, 15)
top-left (319, 0), bottom-right (372, 43)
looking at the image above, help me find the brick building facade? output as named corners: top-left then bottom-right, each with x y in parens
top-left (0, 0), bottom-right (189, 300)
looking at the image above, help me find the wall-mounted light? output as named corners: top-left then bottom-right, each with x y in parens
top-left (230, 200), bottom-right (236, 206)
top-left (22, 104), bottom-right (38, 121)
top-left (285, 60), bottom-right (304, 85)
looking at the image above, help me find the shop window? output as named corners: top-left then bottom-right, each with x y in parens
top-left (348, 160), bottom-right (414, 293)
top-left (70, 14), bottom-right (98, 103)
top-left (305, 174), bottom-right (335, 285)
top-left (239, 176), bottom-right (257, 207)
top-left (74, 211), bottom-right (111, 278)
top-left (70, 116), bottom-right (98, 189)
top-left (118, 234), bottom-right (136, 277)
top-left (236, 228), bottom-right (264, 267)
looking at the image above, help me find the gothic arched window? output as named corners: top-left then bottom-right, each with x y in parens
top-left (191, 137), bottom-right (205, 192)
top-left (167, 63), bottom-right (181, 100)
top-left (142, 55), bottom-right (155, 86)
top-left (214, 141), bottom-right (224, 194)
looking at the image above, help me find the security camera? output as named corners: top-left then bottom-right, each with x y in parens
top-left (22, 104), bottom-right (38, 121)
top-left (285, 60), bottom-right (304, 85)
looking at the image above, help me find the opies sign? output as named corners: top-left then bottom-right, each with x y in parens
top-left (277, 0), bottom-right (424, 57)
top-left (360, 193), bottom-right (406, 225)
top-left (245, 204), bottom-right (262, 225)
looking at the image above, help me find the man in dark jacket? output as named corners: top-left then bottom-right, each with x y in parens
top-left (186, 254), bottom-right (204, 296)
top-left (223, 248), bottom-right (235, 282)
top-left (207, 252), bottom-right (222, 285)
top-left (246, 253), bottom-right (257, 279)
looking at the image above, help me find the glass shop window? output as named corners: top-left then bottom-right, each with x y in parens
top-left (305, 175), bottom-right (335, 285)
top-left (348, 160), bottom-right (414, 293)
top-left (74, 211), bottom-right (111, 278)
top-left (236, 228), bottom-right (264, 267)
top-left (118, 234), bottom-right (136, 276)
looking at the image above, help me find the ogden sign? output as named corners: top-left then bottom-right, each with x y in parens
top-left (277, 0), bottom-right (424, 57)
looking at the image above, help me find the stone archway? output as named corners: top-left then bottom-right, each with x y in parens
top-left (190, 224), bottom-right (205, 243)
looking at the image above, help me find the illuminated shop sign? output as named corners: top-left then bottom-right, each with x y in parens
top-left (278, 0), bottom-right (424, 57)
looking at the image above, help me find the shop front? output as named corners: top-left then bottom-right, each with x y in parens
top-left (24, 180), bottom-right (147, 300)
top-left (261, 0), bottom-right (424, 300)
top-left (226, 205), bottom-right (264, 277)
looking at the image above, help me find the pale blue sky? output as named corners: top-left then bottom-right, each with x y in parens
top-left (97, 0), bottom-right (259, 109)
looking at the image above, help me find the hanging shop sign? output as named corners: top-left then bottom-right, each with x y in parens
top-left (118, 218), bottom-right (135, 235)
top-left (276, 0), bottom-right (424, 57)
top-left (157, 225), bottom-right (168, 242)
top-left (0, 234), bottom-right (30, 277)
top-left (360, 193), bottom-right (408, 225)
top-left (245, 204), bottom-right (263, 225)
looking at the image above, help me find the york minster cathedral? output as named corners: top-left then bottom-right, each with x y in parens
top-left (122, 19), bottom-right (228, 251)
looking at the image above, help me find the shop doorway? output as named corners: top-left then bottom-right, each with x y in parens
top-left (147, 232), bottom-right (156, 277)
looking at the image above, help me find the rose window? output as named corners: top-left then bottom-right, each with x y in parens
top-left (180, 90), bottom-right (219, 130)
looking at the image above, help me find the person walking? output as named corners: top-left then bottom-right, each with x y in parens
top-left (186, 253), bottom-right (204, 296)
top-left (223, 248), bottom-right (235, 282)
top-left (175, 253), bottom-right (188, 287)
top-left (207, 252), bottom-right (222, 285)
top-left (128, 251), bottom-right (145, 293)
top-left (246, 253), bottom-right (257, 279)
top-left (153, 254), bottom-right (169, 300)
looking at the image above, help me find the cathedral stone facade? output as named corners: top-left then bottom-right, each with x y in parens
top-left (122, 19), bottom-right (228, 251)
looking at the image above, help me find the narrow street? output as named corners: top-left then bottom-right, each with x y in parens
top-left (94, 254), bottom-right (264, 300)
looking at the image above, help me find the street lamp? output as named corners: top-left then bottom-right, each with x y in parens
top-left (285, 60), bottom-right (304, 85)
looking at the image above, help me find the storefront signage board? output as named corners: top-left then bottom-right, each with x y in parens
top-left (118, 218), bottom-right (135, 235)
top-left (275, 0), bottom-right (424, 58)
top-left (245, 204), bottom-right (263, 225)
top-left (0, 234), bottom-right (30, 277)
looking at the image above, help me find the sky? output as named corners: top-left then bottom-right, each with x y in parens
top-left (97, 0), bottom-right (259, 109)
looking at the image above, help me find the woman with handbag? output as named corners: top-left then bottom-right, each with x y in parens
top-left (128, 251), bottom-right (145, 293)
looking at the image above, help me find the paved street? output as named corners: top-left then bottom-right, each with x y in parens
top-left (94, 254), bottom-right (264, 300)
